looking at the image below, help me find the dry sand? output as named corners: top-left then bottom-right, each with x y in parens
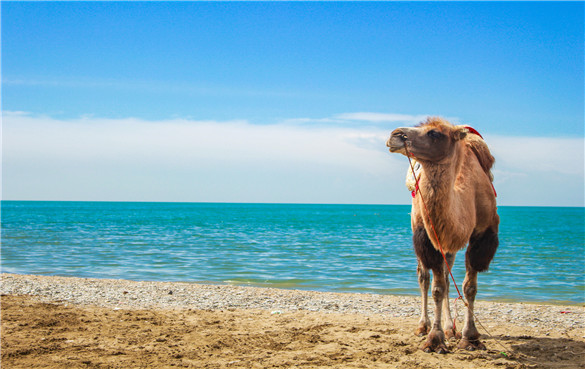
top-left (1, 273), bottom-right (583, 368)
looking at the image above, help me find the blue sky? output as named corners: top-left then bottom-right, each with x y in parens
top-left (2, 1), bottom-right (584, 206)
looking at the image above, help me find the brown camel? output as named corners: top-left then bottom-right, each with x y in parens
top-left (386, 117), bottom-right (499, 354)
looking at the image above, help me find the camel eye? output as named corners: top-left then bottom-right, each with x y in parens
top-left (427, 130), bottom-right (444, 140)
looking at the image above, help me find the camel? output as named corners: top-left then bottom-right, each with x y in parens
top-left (386, 117), bottom-right (499, 354)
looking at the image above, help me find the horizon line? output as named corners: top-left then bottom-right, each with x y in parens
top-left (1, 199), bottom-right (583, 209)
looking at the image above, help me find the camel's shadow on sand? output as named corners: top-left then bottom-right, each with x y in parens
top-left (492, 335), bottom-right (585, 368)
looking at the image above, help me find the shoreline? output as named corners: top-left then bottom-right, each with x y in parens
top-left (2, 272), bottom-right (582, 307)
top-left (2, 273), bottom-right (584, 368)
top-left (2, 273), bottom-right (584, 327)
top-left (2, 273), bottom-right (583, 333)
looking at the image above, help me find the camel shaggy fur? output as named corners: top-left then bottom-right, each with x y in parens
top-left (386, 117), bottom-right (499, 354)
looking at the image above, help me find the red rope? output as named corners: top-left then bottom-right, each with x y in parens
top-left (405, 148), bottom-right (466, 304)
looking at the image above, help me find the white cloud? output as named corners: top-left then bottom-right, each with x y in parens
top-left (1, 111), bottom-right (405, 203)
top-left (484, 135), bottom-right (584, 206)
top-left (487, 135), bottom-right (584, 176)
top-left (2, 111), bottom-right (583, 206)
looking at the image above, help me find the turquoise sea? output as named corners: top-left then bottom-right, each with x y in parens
top-left (1, 201), bottom-right (583, 304)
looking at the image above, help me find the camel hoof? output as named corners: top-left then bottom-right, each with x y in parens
top-left (458, 338), bottom-right (486, 351)
top-left (421, 331), bottom-right (449, 354)
top-left (415, 325), bottom-right (430, 337)
top-left (444, 328), bottom-right (461, 341)
top-left (421, 342), bottom-right (449, 354)
top-left (437, 347), bottom-right (449, 355)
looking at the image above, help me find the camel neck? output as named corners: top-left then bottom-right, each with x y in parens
top-left (417, 144), bottom-right (465, 208)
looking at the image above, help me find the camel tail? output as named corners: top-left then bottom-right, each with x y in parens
top-left (465, 134), bottom-right (495, 182)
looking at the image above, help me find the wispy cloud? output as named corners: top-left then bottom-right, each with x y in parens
top-left (282, 112), bottom-right (464, 127)
top-left (282, 112), bottom-right (432, 126)
top-left (335, 112), bottom-right (430, 124)
top-left (2, 77), bottom-right (301, 99)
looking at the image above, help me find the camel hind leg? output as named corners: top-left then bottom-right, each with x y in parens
top-left (459, 228), bottom-right (498, 351)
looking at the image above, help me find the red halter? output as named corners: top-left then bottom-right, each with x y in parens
top-left (464, 125), bottom-right (484, 139)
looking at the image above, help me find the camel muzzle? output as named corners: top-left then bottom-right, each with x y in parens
top-left (387, 128), bottom-right (409, 152)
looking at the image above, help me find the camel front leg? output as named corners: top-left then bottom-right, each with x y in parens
top-left (441, 253), bottom-right (461, 340)
top-left (421, 266), bottom-right (449, 354)
top-left (415, 260), bottom-right (431, 336)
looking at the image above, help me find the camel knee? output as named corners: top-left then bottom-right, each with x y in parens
top-left (463, 281), bottom-right (477, 299)
top-left (432, 284), bottom-right (446, 300)
top-left (432, 287), bottom-right (443, 300)
top-left (417, 265), bottom-right (430, 285)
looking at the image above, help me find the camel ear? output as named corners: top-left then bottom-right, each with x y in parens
top-left (453, 127), bottom-right (468, 141)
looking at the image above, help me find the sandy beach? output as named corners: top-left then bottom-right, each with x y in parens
top-left (1, 274), bottom-right (583, 368)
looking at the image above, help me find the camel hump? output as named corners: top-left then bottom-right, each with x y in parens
top-left (461, 127), bottom-right (495, 181)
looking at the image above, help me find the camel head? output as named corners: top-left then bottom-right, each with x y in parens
top-left (386, 117), bottom-right (468, 163)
